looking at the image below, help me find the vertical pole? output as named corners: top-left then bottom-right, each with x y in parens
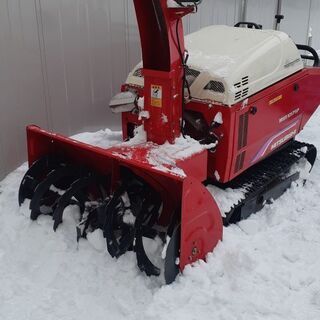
top-left (240, 0), bottom-right (247, 22)
top-left (307, 0), bottom-right (313, 46)
top-left (274, 0), bottom-right (283, 30)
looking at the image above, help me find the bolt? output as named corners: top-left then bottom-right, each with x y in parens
top-left (192, 247), bottom-right (199, 256)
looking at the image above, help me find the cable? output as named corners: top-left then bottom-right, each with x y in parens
top-left (174, 0), bottom-right (203, 9)
top-left (175, 20), bottom-right (191, 99)
top-left (173, 1), bottom-right (203, 136)
top-left (175, 19), bottom-right (193, 137)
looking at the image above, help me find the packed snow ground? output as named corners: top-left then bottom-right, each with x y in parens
top-left (1, 111), bottom-right (320, 320)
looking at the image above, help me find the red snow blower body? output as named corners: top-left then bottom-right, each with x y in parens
top-left (19, 0), bottom-right (320, 283)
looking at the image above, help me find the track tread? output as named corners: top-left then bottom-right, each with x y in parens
top-left (213, 140), bottom-right (317, 224)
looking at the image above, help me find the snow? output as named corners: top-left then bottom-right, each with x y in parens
top-left (87, 229), bottom-right (107, 252)
top-left (137, 96), bottom-right (144, 109)
top-left (187, 49), bottom-right (236, 78)
top-left (144, 135), bottom-right (217, 177)
top-left (161, 114), bottom-right (168, 124)
top-left (72, 128), bottom-right (122, 148)
top-left (207, 185), bottom-right (247, 218)
top-left (139, 110), bottom-right (150, 120)
top-left (214, 170), bottom-right (220, 181)
top-left (92, 125), bottom-right (217, 178)
top-left (74, 124), bottom-right (212, 178)
top-left (161, 236), bottom-right (171, 260)
top-left (121, 125), bottom-right (147, 146)
top-left (1, 110), bottom-right (320, 319)
top-left (214, 112), bottom-right (223, 125)
top-left (184, 25), bottom-right (297, 81)
top-left (167, 0), bottom-right (180, 8)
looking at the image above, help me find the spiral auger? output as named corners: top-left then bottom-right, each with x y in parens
top-left (19, 159), bottom-right (182, 283)
top-left (103, 169), bottom-right (181, 279)
top-left (19, 156), bottom-right (108, 223)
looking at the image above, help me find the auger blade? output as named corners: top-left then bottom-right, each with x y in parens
top-left (29, 165), bottom-right (87, 220)
top-left (135, 224), bottom-right (161, 277)
top-left (164, 225), bottom-right (180, 284)
top-left (134, 194), bottom-right (162, 277)
top-left (18, 156), bottom-right (63, 206)
top-left (305, 144), bottom-right (317, 172)
top-left (53, 175), bottom-right (98, 231)
top-left (76, 204), bottom-right (106, 241)
top-left (53, 173), bottom-right (108, 231)
top-left (104, 170), bottom-right (167, 276)
top-left (104, 184), bottom-right (135, 258)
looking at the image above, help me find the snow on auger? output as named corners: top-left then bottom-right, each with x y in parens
top-left (19, 0), bottom-right (320, 284)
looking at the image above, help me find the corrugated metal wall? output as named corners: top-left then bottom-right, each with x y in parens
top-left (0, 0), bottom-right (319, 179)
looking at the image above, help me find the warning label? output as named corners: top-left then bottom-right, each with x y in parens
top-left (269, 94), bottom-right (283, 105)
top-left (151, 85), bottom-right (162, 108)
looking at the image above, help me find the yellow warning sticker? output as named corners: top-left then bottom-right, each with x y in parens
top-left (151, 85), bottom-right (162, 108)
top-left (269, 94), bottom-right (283, 105)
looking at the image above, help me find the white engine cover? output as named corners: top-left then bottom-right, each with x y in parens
top-left (125, 25), bottom-right (303, 106)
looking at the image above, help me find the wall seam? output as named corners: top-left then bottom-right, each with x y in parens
top-left (124, 0), bottom-right (130, 75)
top-left (34, 0), bottom-right (53, 130)
top-left (106, 0), bottom-right (114, 95)
top-left (306, 0), bottom-right (313, 45)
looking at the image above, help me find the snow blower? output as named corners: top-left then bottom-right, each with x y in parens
top-left (19, 0), bottom-right (320, 283)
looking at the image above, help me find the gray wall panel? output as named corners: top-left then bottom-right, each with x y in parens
top-left (308, 0), bottom-right (320, 49)
top-left (0, 0), bottom-right (319, 179)
top-left (125, 1), bottom-right (140, 70)
top-left (281, 0), bottom-right (312, 44)
top-left (0, 0), bottom-right (48, 178)
top-left (188, 0), bottom-right (240, 33)
top-left (246, 0), bottom-right (277, 29)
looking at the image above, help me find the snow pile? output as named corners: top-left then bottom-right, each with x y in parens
top-left (119, 125), bottom-right (216, 161)
top-left (72, 128), bottom-right (122, 148)
top-left (207, 185), bottom-right (247, 217)
top-left (77, 124), bottom-right (216, 178)
top-left (121, 125), bottom-right (147, 146)
top-left (1, 110), bottom-right (320, 319)
top-left (146, 135), bottom-right (217, 177)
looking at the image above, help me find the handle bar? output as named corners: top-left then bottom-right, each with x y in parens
top-left (296, 44), bottom-right (320, 67)
top-left (234, 22), bottom-right (263, 30)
